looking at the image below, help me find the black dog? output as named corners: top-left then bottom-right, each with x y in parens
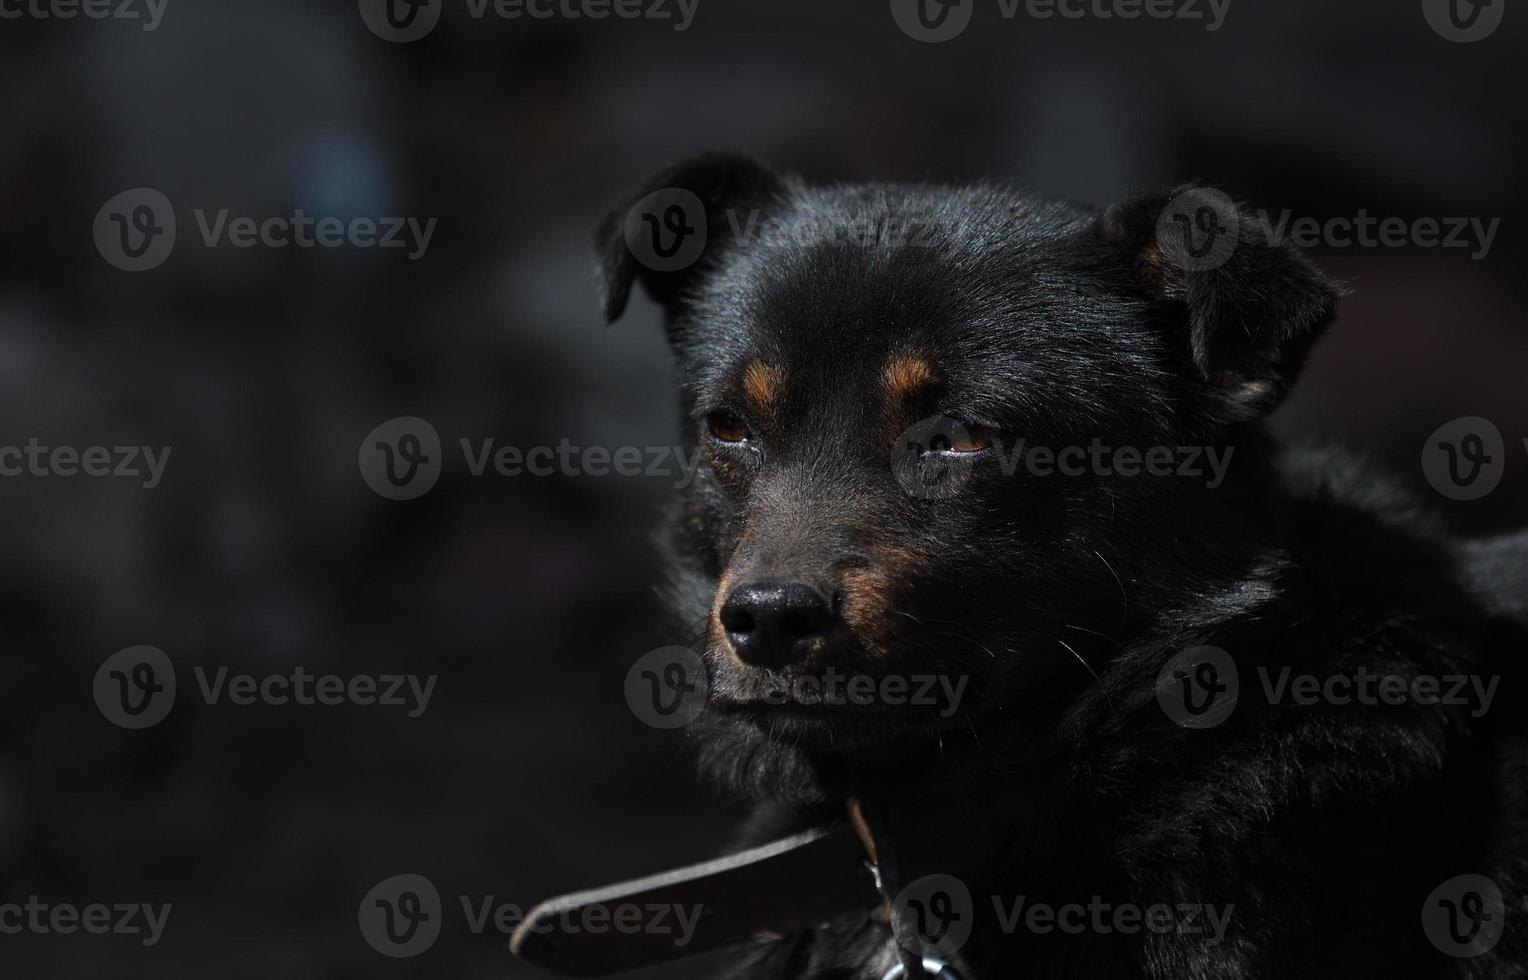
top-left (597, 154), bottom-right (1528, 979)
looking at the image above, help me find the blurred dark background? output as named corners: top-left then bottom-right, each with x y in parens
top-left (1, 0), bottom-right (1525, 976)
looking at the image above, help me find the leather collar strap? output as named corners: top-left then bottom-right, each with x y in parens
top-left (848, 799), bottom-right (927, 978)
top-left (510, 812), bottom-right (885, 976)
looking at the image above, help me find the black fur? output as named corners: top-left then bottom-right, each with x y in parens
top-left (598, 154), bottom-right (1528, 979)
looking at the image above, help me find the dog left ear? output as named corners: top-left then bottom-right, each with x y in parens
top-left (1099, 184), bottom-right (1342, 415)
top-left (595, 152), bottom-right (787, 324)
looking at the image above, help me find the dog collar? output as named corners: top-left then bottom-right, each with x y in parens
top-left (510, 799), bottom-right (958, 978)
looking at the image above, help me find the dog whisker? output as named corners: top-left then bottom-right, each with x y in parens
top-left (1061, 622), bottom-right (1122, 648)
top-left (1092, 548), bottom-right (1130, 627)
top-left (1051, 634), bottom-right (1117, 719)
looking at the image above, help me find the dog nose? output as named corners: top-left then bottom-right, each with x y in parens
top-left (719, 581), bottom-right (835, 668)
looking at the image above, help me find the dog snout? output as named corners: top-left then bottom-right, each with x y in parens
top-left (719, 581), bottom-right (837, 668)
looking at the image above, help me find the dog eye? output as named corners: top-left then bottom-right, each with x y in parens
top-left (925, 423), bottom-right (994, 455)
top-left (948, 424), bottom-right (995, 453)
top-left (706, 410), bottom-right (753, 444)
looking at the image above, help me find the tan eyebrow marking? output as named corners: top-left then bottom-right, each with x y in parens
top-left (883, 354), bottom-right (937, 401)
top-left (741, 360), bottom-right (785, 418)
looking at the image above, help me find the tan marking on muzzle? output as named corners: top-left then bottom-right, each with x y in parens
top-left (710, 568), bottom-right (742, 657)
top-left (839, 544), bottom-right (925, 651)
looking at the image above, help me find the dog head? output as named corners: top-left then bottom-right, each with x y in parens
top-left (598, 153), bottom-right (1338, 749)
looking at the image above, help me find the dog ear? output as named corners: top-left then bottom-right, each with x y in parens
top-left (596, 152), bottom-right (787, 323)
top-left (1100, 184), bottom-right (1342, 415)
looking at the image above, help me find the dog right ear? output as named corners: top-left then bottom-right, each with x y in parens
top-left (596, 152), bottom-right (787, 323)
top-left (1098, 184), bottom-right (1341, 418)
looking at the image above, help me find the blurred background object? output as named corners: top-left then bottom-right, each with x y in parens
top-left (0, 1), bottom-right (1524, 975)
